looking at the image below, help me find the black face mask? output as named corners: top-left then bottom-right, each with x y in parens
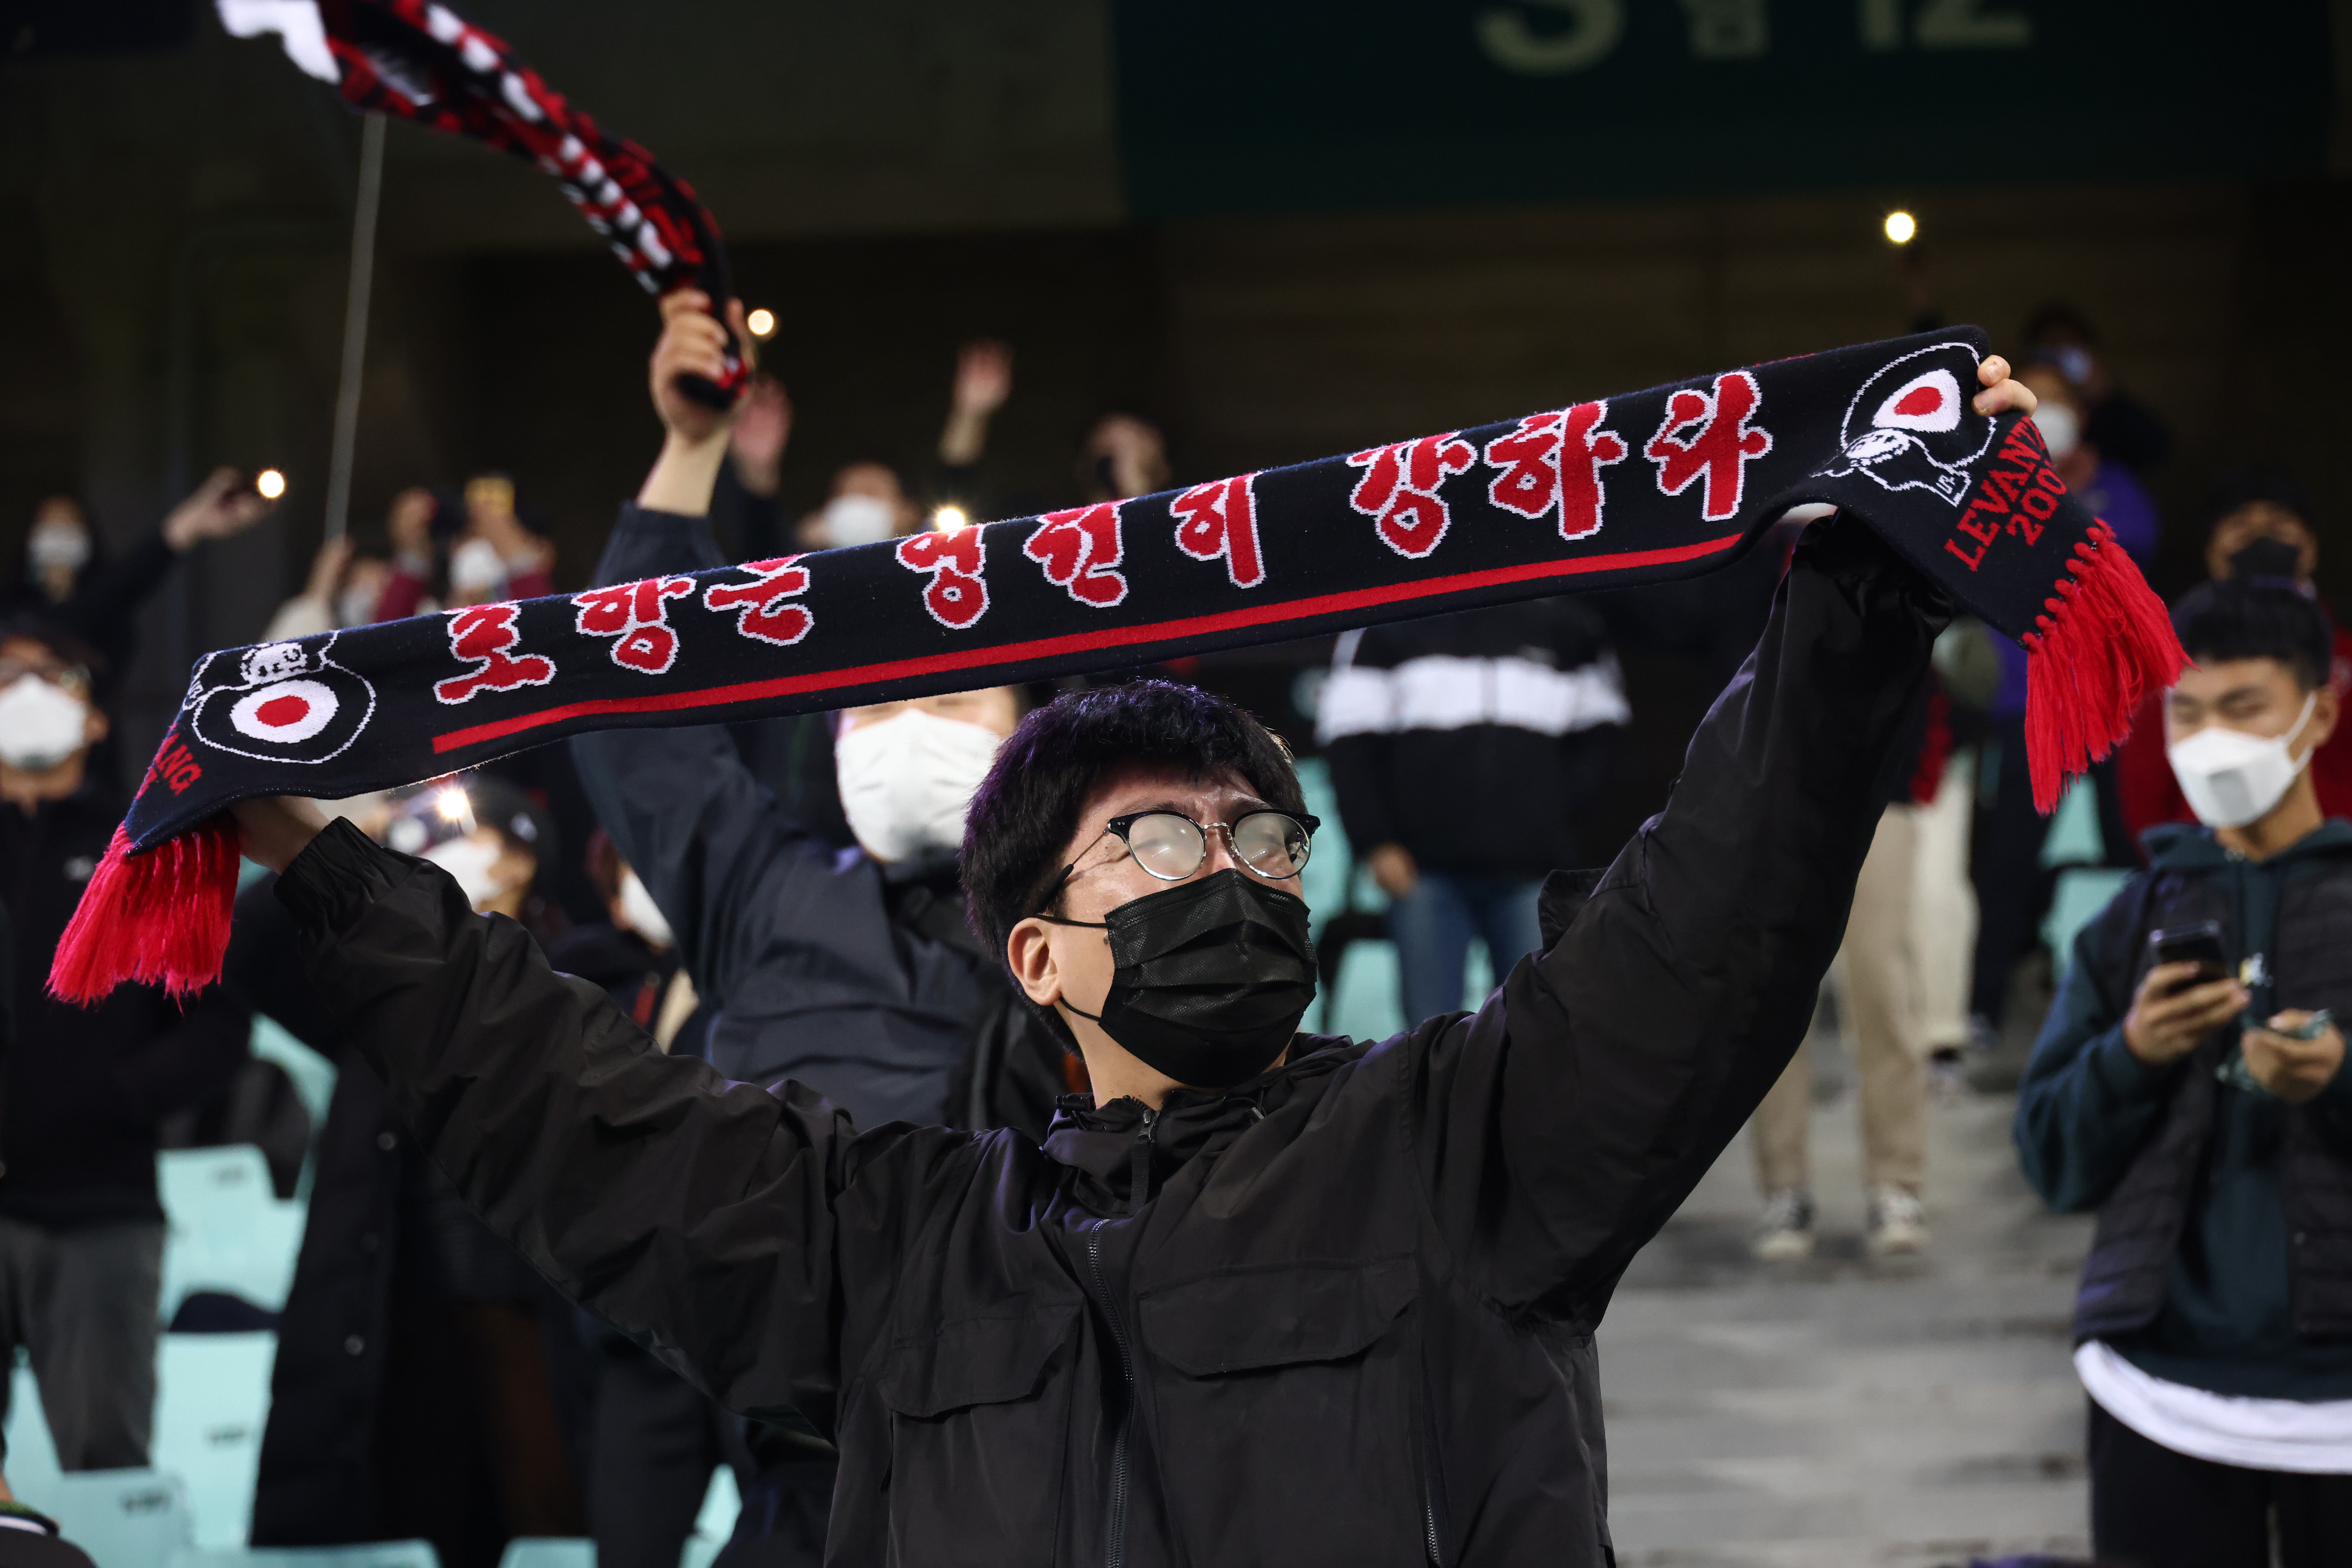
top-left (1052, 868), bottom-right (1318, 1089)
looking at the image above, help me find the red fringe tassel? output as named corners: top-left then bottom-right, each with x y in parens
top-left (2021, 521), bottom-right (2188, 815)
top-left (47, 815), bottom-right (242, 1005)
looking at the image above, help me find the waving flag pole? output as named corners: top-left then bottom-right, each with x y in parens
top-left (322, 110), bottom-right (385, 543)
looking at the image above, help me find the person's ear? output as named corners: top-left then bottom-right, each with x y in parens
top-left (2306, 682), bottom-right (2339, 754)
top-left (1006, 916), bottom-right (1062, 1009)
top-left (81, 704), bottom-right (108, 748)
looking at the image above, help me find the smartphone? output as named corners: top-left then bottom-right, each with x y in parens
top-left (2149, 921), bottom-right (2228, 984)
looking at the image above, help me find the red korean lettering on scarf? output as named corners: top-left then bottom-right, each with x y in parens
top-left (435, 603), bottom-right (557, 705)
top-left (1346, 434), bottom-right (1475, 558)
top-left (574, 576), bottom-right (696, 673)
top-left (1644, 372), bottom-right (1773, 522)
top-left (1025, 505), bottom-right (1128, 608)
top-left (1170, 475), bottom-right (1265, 588)
top-left (897, 528), bottom-right (990, 629)
top-left (703, 558), bottom-right (814, 646)
top-left (1484, 401), bottom-right (1628, 541)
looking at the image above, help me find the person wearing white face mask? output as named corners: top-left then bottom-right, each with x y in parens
top-left (2018, 579), bottom-right (2352, 1567)
top-left (3, 472), bottom-right (276, 677)
top-left (560, 296), bottom-right (1076, 1568)
top-left (0, 622), bottom-right (252, 1480)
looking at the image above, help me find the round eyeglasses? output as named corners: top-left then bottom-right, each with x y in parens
top-left (1048, 808), bottom-right (1319, 901)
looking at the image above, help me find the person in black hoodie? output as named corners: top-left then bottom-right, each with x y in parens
top-left (2017, 579), bottom-right (2352, 1568)
top-left (1319, 600), bottom-right (1626, 1025)
top-left (4, 474), bottom-right (275, 678)
top-left (0, 618), bottom-right (249, 1472)
top-left (217, 298), bottom-right (2039, 1566)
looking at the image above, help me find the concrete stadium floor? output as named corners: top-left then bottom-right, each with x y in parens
top-left (1595, 1081), bottom-right (2097, 1566)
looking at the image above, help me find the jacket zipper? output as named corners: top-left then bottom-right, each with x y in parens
top-left (1089, 1108), bottom-right (1153, 1568)
top-left (1087, 1220), bottom-right (1135, 1568)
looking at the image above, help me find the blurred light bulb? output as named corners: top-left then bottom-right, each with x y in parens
top-left (433, 786), bottom-right (474, 829)
top-left (1883, 210), bottom-right (1917, 245)
top-left (745, 307), bottom-right (776, 339)
top-left (932, 505), bottom-right (969, 533)
top-left (255, 468), bottom-right (287, 499)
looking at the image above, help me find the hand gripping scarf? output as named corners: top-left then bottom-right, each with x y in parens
top-left (217, 0), bottom-right (748, 404)
top-left (53, 328), bottom-right (2181, 1003)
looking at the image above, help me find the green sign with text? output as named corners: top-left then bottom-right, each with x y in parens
top-left (1112, 1), bottom-right (2332, 218)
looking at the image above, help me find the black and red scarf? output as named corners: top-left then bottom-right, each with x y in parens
top-left (55, 328), bottom-right (2180, 1003)
top-left (219, 0), bottom-right (747, 403)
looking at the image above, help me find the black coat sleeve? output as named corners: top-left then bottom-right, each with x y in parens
top-left (1408, 518), bottom-right (1945, 1326)
top-left (274, 818), bottom-right (969, 1435)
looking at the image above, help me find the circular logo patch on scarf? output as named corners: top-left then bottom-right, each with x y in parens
top-left (1818, 343), bottom-right (1993, 508)
top-left (228, 679), bottom-right (341, 744)
top-left (188, 637), bottom-right (377, 765)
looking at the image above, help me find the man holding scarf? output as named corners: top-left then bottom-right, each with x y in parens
top-left (213, 281), bottom-right (2037, 1560)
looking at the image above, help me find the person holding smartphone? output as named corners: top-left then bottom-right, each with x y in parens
top-left (2016, 577), bottom-right (2352, 1568)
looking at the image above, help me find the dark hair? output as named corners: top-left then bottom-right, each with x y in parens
top-left (2022, 301), bottom-right (2100, 347)
top-left (2206, 464), bottom-right (2315, 534)
top-left (2173, 579), bottom-right (2335, 692)
top-left (0, 614), bottom-right (111, 697)
top-left (961, 680), bottom-right (1306, 965)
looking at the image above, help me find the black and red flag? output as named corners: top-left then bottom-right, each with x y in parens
top-left (217, 0), bottom-right (748, 403)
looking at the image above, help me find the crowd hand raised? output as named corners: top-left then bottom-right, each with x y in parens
top-left (230, 795), bottom-right (330, 876)
top-left (650, 290), bottom-right (751, 448)
top-left (938, 339), bottom-right (1013, 467)
top-left (2241, 1011), bottom-right (2347, 1105)
top-left (1973, 355), bottom-right (2035, 419)
top-left (729, 375), bottom-right (793, 498)
top-left (2123, 961), bottom-right (2249, 1067)
top-left (164, 467), bottom-right (277, 552)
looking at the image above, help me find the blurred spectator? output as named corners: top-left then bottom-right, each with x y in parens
top-left (2025, 303), bottom-right (2175, 475)
top-left (1081, 412), bottom-right (1171, 503)
top-left (797, 461), bottom-right (919, 550)
top-left (2, 471), bottom-right (275, 674)
top-left (375, 477), bottom-right (556, 622)
top-left (0, 618), bottom-right (251, 1472)
top-left (1751, 688), bottom-right (1945, 1259)
top-left (935, 338), bottom-right (1013, 511)
top-left (2118, 468), bottom-right (2352, 843)
top-left (2017, 579), bottom-right (2352, 1568)
top-left (264, 533), bottom-right (394, 642)
top-left (1969, 370), bottom-right (2164, 1032)
top-left (1319, 600), bottom-right (1627, 1025)
top-left (228, 775), bottom-right (589, 1568)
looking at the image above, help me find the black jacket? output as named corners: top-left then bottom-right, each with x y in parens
top-left (280, 520), bottom-right (1938, 1566)
top-left (0, 783), bottom-right (248, 1226)
top-left (1319, 600), bottom-right (1626, 880)
top-left (2015, 820), bottom-right (2352, 1400)
top-left (569, 503), bottom-right (1065, 1138)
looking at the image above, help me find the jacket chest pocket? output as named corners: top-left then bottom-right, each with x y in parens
top-left (873, 1305), bottom-right (1079, 1566)
top-left (1137, 1259), bottom-right (1429, 1568)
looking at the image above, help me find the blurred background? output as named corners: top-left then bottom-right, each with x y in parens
top-left (2, 2), bottom-right (2350, 1565)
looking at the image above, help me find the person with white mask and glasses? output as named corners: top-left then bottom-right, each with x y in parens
top-left (562, 298), bottom-right (1073, 1567)
top-left (2018, 579), bottom-right (2352, 1568)
top-left (0, 619), bottom-right (250, 1477)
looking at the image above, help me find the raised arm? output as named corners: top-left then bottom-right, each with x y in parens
top-left (1412, 516), bottom-right (1943, 1325)
top-left (249, 808), bottom-right (961, 1434)
top-left (571, 294), bottom-right (906, 1015)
